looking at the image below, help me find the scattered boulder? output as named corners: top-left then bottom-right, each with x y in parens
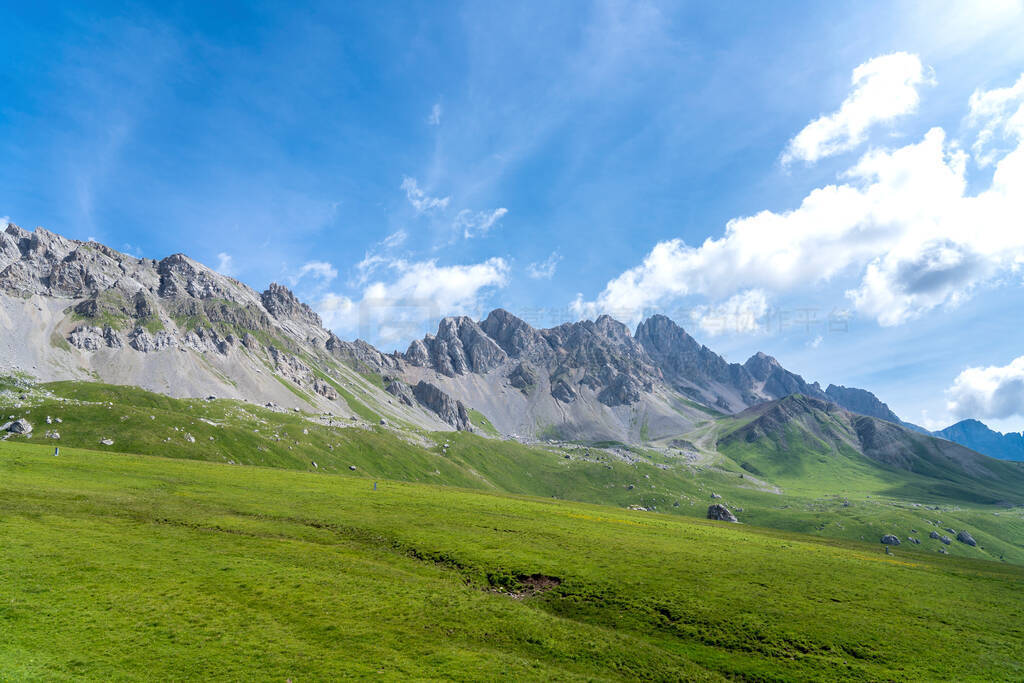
top-left (707, 503), bottom-right (738, 523)
top-left (710, 493), bottom-right (722, 499)
top-left (940, 535), bottom-right (952, 545)
top-left (880, 534), bottom-right (901, 546)
top-left (4, 418), bottom-right (32, 435)
top-left (956, 530), bottom-right (977, 547)
top-left (929, 531), bottom-right (940, 540)
top-left (45, 430), bottom-right (60, 440)
top-left (349, 465), bottom-right (357, 471)
top-left (99, 438), bottom-right (114, 446)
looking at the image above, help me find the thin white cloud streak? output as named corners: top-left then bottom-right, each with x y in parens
top-left (527, 252), bottom-right (562, 279)
top-left (401, 176), bottom-right (450, 213)
top-left (782, 52), bottom-right (932, 165)
top-left (455, 207), bottom-right (508, 239)
top-left (574, 70), bottom-right (1024, 330)
top-left (428, 102), bottom-right (442, 126)
top-left (947, 355), bottom-right (1024, 420)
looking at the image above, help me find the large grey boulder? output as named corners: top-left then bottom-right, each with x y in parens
top-left (880, 534), bottom-right (901, 546)
top-left (929, 531), bottom-right (940, 540)
top-left (956, 530), bottom-right (977, 547)
top-left (707, 503), bottom-right (738, 523)
top-left (4, 418), bottom-right (32, 435)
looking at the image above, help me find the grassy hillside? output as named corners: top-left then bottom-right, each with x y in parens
top-left (2, 441), bottom-right (1023, 680)
top-left (4, 379), bottom-right (1024, 564)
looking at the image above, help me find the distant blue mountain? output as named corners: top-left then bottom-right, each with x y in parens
top-left (932, 419), bottom-right (1024, 462)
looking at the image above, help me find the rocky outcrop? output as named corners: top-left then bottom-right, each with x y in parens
top-left (507, 362), bottom-right (536, 392)
top-left (404, 317), bottom-right (507, 377)
top-left (826, 384), bottom-right (901, 423)
top-left (311, 378), bottom-right (338, 401)
top-left (412, 380), bottom-right (471, 431)
top-left (68, 325), bottom-right (124, 351)
top-left (385, 379), bottom-right (416, 407)
top-left (261, 282), bottom-right (322, 327)
top-left (128, 328), bottom-right (178, 352)
top-left (2, 418), bottom-right (32, 435)
top-left (707, 503), bottom-right (738, 522)
top-left (746, 352), bottom-right (827, 401)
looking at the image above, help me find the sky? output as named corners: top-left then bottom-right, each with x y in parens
top-left (3, 1), bottom-right (1024, 432)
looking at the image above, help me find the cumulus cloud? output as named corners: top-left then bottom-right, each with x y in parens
top-left (288, 261), bottom-right (338, 286)
top-left (428, 102), bottom-right (442, 126)
top-left (401, 176), bottom-right (450, 213)
top-left (947, 355), bottom-right (1024, 420)
top-left (575, 71), bottom-right (1024, 329)
top-left (527, 252), bottom-right (562, 279)
top-left (455, 207), bottom-right (508, 239)
top-left (690, 289), bottom-right (769, 336)
top-left (782, 52), bottom-right (931, 165)
top-left (968, 72), bottom-right (1024, 167)
top-left (317, 257), bottom-right (509, 345)
top-left (216, 252), bottom-right (234, 276)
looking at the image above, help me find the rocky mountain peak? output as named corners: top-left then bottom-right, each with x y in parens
top-left (479, 308), bottom-right (552, 360)
top-left (743, 351), bottom-right (781, 381)
top-left (403, 315), bottom-right (506, 377)
top-left (261, 282), bottom-right (322, 327)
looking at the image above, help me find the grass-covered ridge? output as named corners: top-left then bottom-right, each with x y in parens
top-left (4, 378), bottom-right (1024, 565)
top-left (2, 442), bottom-right (1023, 680)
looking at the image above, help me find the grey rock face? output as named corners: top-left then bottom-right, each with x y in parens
top-left (707, 503), bottom-right (738, 522)
top-left (68, 325), bottom-right (123, 351)
top-left (550, 378), bottom-right (577, 403)
top-left (880, 534), bottom-right (901, 546)
top-left (405, 317), bottom-right (507, 377)
top-left (385, 379), bottom-right (416, 407)
top-left (507, 362), bottom-right (536, 392)
top-left (826, 384), bottom-right (901, 423)
top-left (412, 381), bottom-right (471, 431)
top-left (956, 530), bottom-right (977, 546)
top-left (261, 282), bottom-right (322, 327)
top-left (311, 378), bottom-right (338, 401)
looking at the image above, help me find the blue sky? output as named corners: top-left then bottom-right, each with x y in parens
top-left (3, 1), bottom-right (1024, 431)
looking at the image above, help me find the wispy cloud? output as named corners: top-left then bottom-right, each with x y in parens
top-left (782, 52), bottom-right (932, 165)
top-left (401, 176), bottom-right (450, 213)
top-left (527, 252), bottom-right (562, 279)
top-left (455, 207), bottom-right (507, 239)
top-left (216, 252), bottom-right (234, 275)
top-left (287, 260), bottom-right (338, 287)
top-left (428, 102), bottom-right (442, 126)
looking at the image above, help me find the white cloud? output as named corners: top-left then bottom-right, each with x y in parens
top-left (947, 355), bottom-right (1024, 420)
top-left (455, 207), bottom-right (508, 239)
top-left (355, 230), bottom-right (408, 284)
top-left (527, 252), bottom-right (562, 279)
top-left (689, 289), bottom-right (769, 336)
top-left (575, 72), bottom-right (1024, 329)
top-left (318, 257), bottom-right (509, 344)
top-left (968, 73), bottom-right (1024, 167)
top-left (289, 261), bottom-right (338, 286)
top-left (316, 292), bottom-right (355, 330)
top-left (428, 102), bottom-right (442, 126)
top-left (808, 335), bottom-right (824, 349)
top-left (401, 176), bottom-right (450, 213)
top-left (782, 52), bottom-right (932, 165)
top-left (216, 252), bottom-right (234, 276)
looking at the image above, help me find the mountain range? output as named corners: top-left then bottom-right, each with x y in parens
top-left (0, 222), bottom-right (1017, 463)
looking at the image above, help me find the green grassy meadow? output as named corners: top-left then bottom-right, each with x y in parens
top-left (2, 441), bottom-right (1024, 680)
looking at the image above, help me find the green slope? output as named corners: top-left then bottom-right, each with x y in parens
top-left (2, 442), bottom-right (1023, 681)
top-left (4, 379), bottom-right (1024, 564)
